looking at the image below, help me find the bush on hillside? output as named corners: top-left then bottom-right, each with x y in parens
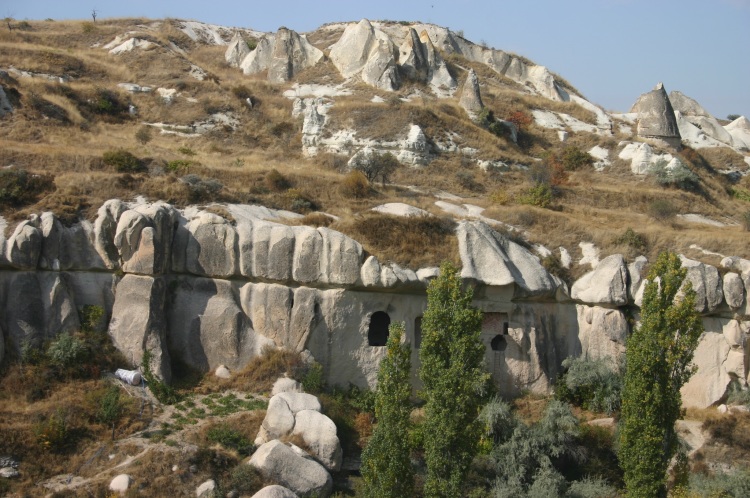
top-left (47, 333), bottom-right (89, 373)
top-left (555, 357), bottom-right (622, 415)
top-left (650, 159), bottom-right (700, 192)
top-left (339, 170), bottom-right (371, 198)
top-left (0, 168), bottom-right (55, 208)
top-left (560, 145), bottom-right (594, 171)
top-left (350, 151), bottom-right (400, 185)
top-left (265, 169), bottom-right (291, 191)
top-left (647, 199), bottom-right (677, 222)
top-left (518, 183), bottom-right (553, 208)
top-left (135, 126), bottom-right (152, 145)
top-left (103, 150), bottom-right (145, 173)
top-left (612, 227), bottom-right (647, 252)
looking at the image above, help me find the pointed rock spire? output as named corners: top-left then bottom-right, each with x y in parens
top-left (236, 27), bottom-right (323, 84)
top-left (630, 82), bottom-right (681, 147)
top-left (459, 69), bottom-right (483, 116)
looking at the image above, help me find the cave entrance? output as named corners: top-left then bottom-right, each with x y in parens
top-left (368, 311), bottom-right (391, 346)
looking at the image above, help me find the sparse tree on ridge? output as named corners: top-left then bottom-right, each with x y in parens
top-left (619, 252), bottom-right (703, 498)
top-left (420, 261), bottom-right (490, 497)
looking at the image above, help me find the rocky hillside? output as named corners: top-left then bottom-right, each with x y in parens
top-left (1, 15), bottom-right (750, 498)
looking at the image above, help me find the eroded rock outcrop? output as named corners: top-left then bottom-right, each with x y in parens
top-left (249, 440), bottom-right (333, 497)
top-left (631, 82), bottom-right (681, 148)
top-left (458, 69), bottom-right (483, 117)
top-left (237, 28), bottom-right (324, 83)
top-left (571, 254), bottom-right (629, 306)
top-left (330, 19), bottom-right (400, 91)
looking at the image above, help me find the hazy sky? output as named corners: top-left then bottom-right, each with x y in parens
top-left (5, 0), bottom-right (749, 118)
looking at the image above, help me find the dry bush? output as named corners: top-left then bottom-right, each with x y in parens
top-left (204, 347), bottom-right (304, 394)
top-left (332, 212), bottom-right (459, 269)
top-left (292, 212), bottom-right (336, 227)
top-left (340, 170), bottom-right (371, 198)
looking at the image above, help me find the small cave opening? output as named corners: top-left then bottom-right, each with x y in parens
top-left (491, 334), bottom-right (508, 352)
top-left (368, 311), bottom-right (391, 346)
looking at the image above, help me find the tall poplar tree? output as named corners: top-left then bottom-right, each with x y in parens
top-left (420, 262), bottom-right (490, 497)
top-left (619, 252), bottom-right (703, 497)
top-left (360, 322), bottom-right (414, 498)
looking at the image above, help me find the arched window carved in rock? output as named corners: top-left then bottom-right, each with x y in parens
top-left (491, 334), bottom-right (508, 352)
top-left (368, 311), bottom-right (391, 346)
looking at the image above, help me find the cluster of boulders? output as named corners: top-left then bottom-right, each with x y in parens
top-left (248, 382), bottom-right (340, 497)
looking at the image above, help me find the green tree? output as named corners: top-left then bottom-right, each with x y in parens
top-left (97, 386), bottom-right (123, 441)
top-left (420, 262), bottom-right (490, 497)
top-left (360, 322), bottom-right (414, 498)
top-left (619, 252), bottom-right (704, 497)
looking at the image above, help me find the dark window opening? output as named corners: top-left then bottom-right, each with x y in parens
top-left (491, 334), bottom-right (507, 352)
top-left (414, 316), bottom-right (423, 349)
top-left (368, 311), bottom-right (391, 346)
top-left (503, 322), bottom-right (509, 335)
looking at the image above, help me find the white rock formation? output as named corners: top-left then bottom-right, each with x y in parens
top-left (630, 82), bottom-right (681, 148)
top-left (251, 486), bottom-right (299, 498)
top-left (330, 19), bottom-right (400, 91)
top-left (571, 254), bottom-right (629, 306)
top-left (238, 28), bottom-right (323, 83)
top-left (196, 479), bottom-right (216, 497)
top-left (272, 377), bottom-right (303, 395)
top-left (576, 305), bottom-right (629, 360)
top-left (680, 256), bottom-right (724, 313)
top-left (725, 116), bottom-right (750, 151)
top-left (458, 69), bottom-right (483, 117)
top-left (249, 440), bottom-right (333, 497)
top-left (109, 474), bottom-right (132, 494)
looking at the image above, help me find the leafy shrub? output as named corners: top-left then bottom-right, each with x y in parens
top-left (727, 114), bottom-right (741, 121)
top-left (560, 146), bottom-right (594, 171)
top-left (207, 424), bottom-right (254, 456)
top-left (229, 464), bottom-right (264, 495)
top-left (178, 146), bottom-right (196, 156)
top-left (0, 168), bottom-right (55, 208)
top-left (166, 159), bottom-right (192, 173)
top-left (742, 211), bottom-right (750, 232)
top-left (612, 227), bottom-right (647, 252)
top-left (507, 110), bottom-right (533, 130)
top-left (647, 199), bottom-right (677, 222)
top-left (565, 477), bottom-right (619, 497)
top-left (47, 333), bottom-right (89, 371)
top-left (350, 151), bottom-right (400, 185)
top-left (103, 150), bottom-right (145, 173)
top-left (180, 174), bottom-right (223, 202)
top-left (35, 409), bottom-right (72, 453)
top-left (135, 126), bottom-right (152, 145)
top-left (689, 470), bottom-right (750, 497)
top-left (142, 349), bottom-right (180, 404)
top-left (488, 189), bottom-right (509, 205)
top-left (519, 183), bottom-right (553, 208)
top-left (300, 361), bottom-right (325, 394)
top-left (555, 357), bottom-right (622, 415)
top-left (339, 170), bottom-right (370, 198)
top-left (91, 88), bottom-right (129, 118)
top-left (265, 169), bottom-right (291, 191)
top-left (732, 187), bottom-right (750, 203)
top-left (456, 170), bottom-right (482, 192)
top-left (650, 159), bottom-right (700, 191)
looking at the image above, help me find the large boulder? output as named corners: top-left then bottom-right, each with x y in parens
top-left (225, 32), bottom-right (250, 68)
top-left (679, 256), bottom-right (723, 313)
top-left (185, 213), bottom-right (238, 278)
top-left (251, 486), bottom-right (299, 498)
top-left (256, 392), bottom-right (322, 444)
top-left (292, 410), bottom-right (343, 471)
top-left (330, 19), bottom-right (399, 91)
top-left (723, 272), bottom-right (745, 309)
top-left (6, 220), bottom-right (42, 269)
top-left (457, 220), bottom-right (559, 298)
top-left (571, 254), bottom-right (629, 306)
top-left (108, 274), bottom-right (171, 381)
top-left (249, 440), bottom-right (332, 498)
top-left (109, 474), bottom-right (132, 494)
top-left (94, 199), bottom-right (128, 269)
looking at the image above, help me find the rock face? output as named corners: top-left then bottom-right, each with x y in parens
top-left (330, 19), bottom-right (400, 91)
top-left (238, 28), bottom-right (323, 83)
top-left (1, 200), bottom-right (747, 409)
top-left (225, 32), bottom-right (250, 68)
top-left (630, 82), bottom-right (681, 147)
top-left (458, 69), bottom-right (483, 117)
top-left (109, 474), bottom-right (132, 494)
top-left (397, 28), bottom-right (456, 94)
top-left (571, 254), bottom-right (629, 306)
top-left (249, 440), bottom-right (333, 498)
top-left (0, 85), bottom-right (12, 117)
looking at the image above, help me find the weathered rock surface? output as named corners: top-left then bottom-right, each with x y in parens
top-left (627, 256), bottom-right (648, 303)
top-left (292, 409), bottom-right (343, 471)
top-left (251, 486), bottom-right (299, 498)
top-left (576, 305), bottom-right (629, 359)
top-left (458, 220), bottom-right (559, 298)
top-left (272, 377), bottom-right (303, 395)
top-left (249, 440), bottom-right (332, 498)
top-left (630, 82), bottom-right (681, 145)
top-left (108, 274), bottom-right (171, 381)
top-left (459, 69), bottom-right (483, 117)
top-left (238, 28), bottom-right (323, 83)
top-left (681, 318), bottom-right (748, 408)
top-left (680, 256), bottom-right (723, 313)
top-left (571, 254), bottom-right (629, 306)
top-left (723, 272), bottom-right (745, 309)
top-left (196, 478), bottom-right (216, 497)
top-left (225, 32), bottom-right (250, 68)
top-left (330, 19), bottom-right (400, 91)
